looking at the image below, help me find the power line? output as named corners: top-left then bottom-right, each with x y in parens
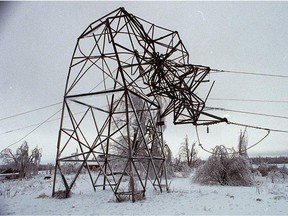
top-left (1, 65), bottom-right (287, 149)
top-left (1, 97), bottom-right (286, 124)
top-left (0, 118), bottom-right (60, 136)
top-left (1, 102), bottom-right (107, 150)
top-left (0, 110), bottom-right (89, 136)
top-left (1, 102), bottom-right (109, 138)
top-left (0, 102), bottom-right (62, 122)
top-left (207, 106), bottom-right (288, 120)
top-left (227, 121), bottom-right (288, 133)
top-left (0, 57), bottom-right (118, 123)
top-left (210, 69), bottom-right (288, 78)
top-left (0, 67), bottom-right (286, 123)
top-left (196, 124), bottom-right (272, 155)
top-left (209, 98), bottom-right (288, 104)
top-left (2, 108), bottom-right (62, 150)
top-left (196, 115), bottom-right (288, 156)
top-left (2, 104), bottom-right (287, 137)
top-left (0, 67), bottom-right (116, 149)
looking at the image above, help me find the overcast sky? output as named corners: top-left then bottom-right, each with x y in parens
top-left (1, 1), bottom-right (288, 163)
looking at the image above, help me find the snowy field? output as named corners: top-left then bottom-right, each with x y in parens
top-left (1, 172), bottom-right (288, 215)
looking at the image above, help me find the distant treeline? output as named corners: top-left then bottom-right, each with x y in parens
top-left (0, 163), bottom-right (54, 173)
top-left (2, 157), bottom-right (288, 174)
top-left (250, 156), bottom-right (288, 165)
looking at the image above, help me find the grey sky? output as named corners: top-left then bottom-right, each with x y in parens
top-left (1, 1), bottom-right (288, 163)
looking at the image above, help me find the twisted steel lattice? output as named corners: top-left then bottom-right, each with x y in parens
top-left (53, 7), bottom-right (226, 202)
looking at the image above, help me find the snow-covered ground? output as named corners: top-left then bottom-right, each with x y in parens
top-left (1, 172), bottom-right (288, 215)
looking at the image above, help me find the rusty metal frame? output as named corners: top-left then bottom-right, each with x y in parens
top-left (52, 7), bottom-right (226, 202)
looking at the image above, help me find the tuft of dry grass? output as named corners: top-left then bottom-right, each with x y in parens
top-left (36, 193), bottom-right (50, 199)
top-left (53, 190), bottom-right (70, 199)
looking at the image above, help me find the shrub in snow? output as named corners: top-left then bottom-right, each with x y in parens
top-left (279, 165), bottom-right (288, 180)
top-left (60, 162), bottom-right (83, 175)
top-left (255, 163), bottom-right (288, 182)
top-left (267, 170), bottom-right (282, 183)
top-left (193, 145), bottom-right (253, 186)
top-left (256, 163), bottom-right (277, 177)
top-left (173, 157), bottom-right (200, 178)
top-left (264, 165), bottom-right (288, 183)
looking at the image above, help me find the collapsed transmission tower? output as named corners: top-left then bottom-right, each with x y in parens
top-left (52, 7), bottom-right (227, 202)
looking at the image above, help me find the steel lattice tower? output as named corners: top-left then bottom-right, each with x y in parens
top-left (52, 7), bottom-right (226, 202)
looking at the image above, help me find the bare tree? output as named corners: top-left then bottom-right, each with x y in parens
top-left (0, 141), bottom-right (42, 178)
top-left (179, 135), bottom-right (198, 168)
top-left (30, 145), bottom-right (42, 175)
top-left (238, 128), bottom-right (248, 157)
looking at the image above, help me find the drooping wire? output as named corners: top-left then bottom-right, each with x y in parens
top-left (1, 52), bottom-right (134, 149)
top-left (207, 106), bottom-right (288, 120)
top-left (0, 102), bottom-right (62, 122)
top-left (209, 98), bottom-right (288, 104)
top-left (0, 110), bottom-right (93, 136)
top-left (210, 68), bottom-right (288, 78)
top-left (1, 96), bottom-right (287, 125)
top-left (195, 121), bottom-right (272, 156)
top-left (195, 125), bottom-right (214, 154)
top-left (245, 130), bottom-right (270, 152)
top-left (0, 101), bottom-right (112, 151)
top-left (227, 121), bottom-right (288, 133)
top-left (0, 54), bottom-right (135, 151)
top-left (3, 108), bottom-right (62, 150)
